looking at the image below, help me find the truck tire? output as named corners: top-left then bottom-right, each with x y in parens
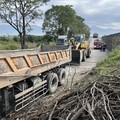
top-left (82, 50), bottom-right (86, 62)
top-left (80, 50), bottom-right (83, 63)
top-left (57, 68), bottom-right (67, 86)
top-left (86, 49), bottom-right (91, 58)
top-left (46, 73), bottom-right (59, 94)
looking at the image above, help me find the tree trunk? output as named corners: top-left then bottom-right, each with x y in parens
top-left (19, 33), bottom-right (24, 49)
top-left (22, 16), bottom-right (26, 49)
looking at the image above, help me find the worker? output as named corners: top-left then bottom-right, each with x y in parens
top-left (101, 42), bottom-right (106, 51)
top-left (69, 37), bottom-right (76, 49)
top-left (69, 37), bottom-right (75, 45)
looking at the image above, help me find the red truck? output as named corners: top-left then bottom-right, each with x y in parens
top-left (93, 39), bottom-right (102, 49)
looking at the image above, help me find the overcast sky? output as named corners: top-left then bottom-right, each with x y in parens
top-left (39, 0), bottom-right (120, 36)
top-left (0, 0), bottom-right (120, 36)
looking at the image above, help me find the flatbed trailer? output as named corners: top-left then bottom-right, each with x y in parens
top-left (0, 45), bottom-right (71, 118)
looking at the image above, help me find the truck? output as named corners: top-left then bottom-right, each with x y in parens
top-left (93, 33), bottom-right (98, 38)
top-left (93, 39), bottom-right (102, 49)
top-left (56, 35), bottom-right (91, 64)
top-left (0, 45), bottom-right (71, 118)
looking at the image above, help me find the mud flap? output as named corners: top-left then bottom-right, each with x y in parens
top-left (71, 50), bottom-right (82, 65)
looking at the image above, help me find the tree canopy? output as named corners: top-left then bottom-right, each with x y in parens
top-left (0, 0), bottom-right (49, 49)
top-left (43, 5), bottom-right (76, 36)
top-left (42, 5), bottom-right (90, 38)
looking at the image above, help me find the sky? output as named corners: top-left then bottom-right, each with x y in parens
top-left (38, 0), bottom-right (120, 36)
top-left (0, 0), bottom-right (120, 36)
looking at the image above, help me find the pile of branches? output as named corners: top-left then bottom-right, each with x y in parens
top-left (39, 75), bottom-right (120, 120)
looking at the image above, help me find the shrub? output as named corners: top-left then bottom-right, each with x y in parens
top-left (5, 44), bottom-right (18, 50)
top-left (0, 36), bottom-right (11, 41)
top-left (13, 36), bottom-right (19, 42)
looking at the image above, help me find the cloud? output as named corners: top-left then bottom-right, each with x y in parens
top-left (41, 0), bottom-right (78, 12)
top-left (1, 0), bottom-right (120, 36)
top-left (53, 0), bottom-right (78, 6)
top-left (40, 0), bottom-right (120, 35)
top-left (97, 22), bottom-right (120, 30)
top-left (74, 0), bottom-right (120, 15)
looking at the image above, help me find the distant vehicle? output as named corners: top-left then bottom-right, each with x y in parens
top-left (56, 35), bottom-right (68, 45)
top-left (93, 33), bottom-right (98, 38)
top-left (93, 39), bottom-right (102, 49)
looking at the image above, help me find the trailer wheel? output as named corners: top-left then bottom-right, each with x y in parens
top-left (58, 68), bottom-right (67, 86)
top-left (47, 73), bottom-right (58, 94)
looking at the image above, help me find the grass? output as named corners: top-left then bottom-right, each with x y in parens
top-left (95, 46), bottom-right (120, 75)
top-left (0, 40), bottom-right (20, 50)
top-left (0, 40), bottom-right (39, 50)
top-left (78, 46), bottom-right (120, 91)
top-left (0, 36), bottom-right (56, 50)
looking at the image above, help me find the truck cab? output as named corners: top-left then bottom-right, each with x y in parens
top-left (74, 35), bottom-right (83, 43)
top-left (56, 35), bottom-right (68, 45)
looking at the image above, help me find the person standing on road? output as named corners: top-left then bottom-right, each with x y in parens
top-left (101, 42), bottom-right (106, 51)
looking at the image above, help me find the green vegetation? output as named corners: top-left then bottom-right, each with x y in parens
top-left (95, 46), bottom-right (120, 75)
top-left (78, 46), bottom-right (120, 91)
top-left (0, 4), bottom-right (90, 48)
top-left (43, 5), bottom-right (90, 39)
top-left (0, 0), bottom-right (49, 49)
top-left (0, 35), bottom-right (54, 50)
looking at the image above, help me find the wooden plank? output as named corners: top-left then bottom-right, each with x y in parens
top-left (6, 57), bottom-right (17, 72)
top-left (48, 52), bottom-right (57, 62)
top-left (48, 53), bottom-right (52, 62)
top-left (38, 54), bottom-right (44, 64)
top-left (65, 51), bottom-right (67, 57)
top-left (60, 51), bottom-right (63, 59)
top-left (24, 55), bottom-right (33, 67)
top-left (54, 52), bottom-right (58, 60)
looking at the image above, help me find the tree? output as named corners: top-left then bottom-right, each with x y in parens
top-left (42, 5), bottom-right (76, 36)
top-left (43, 5), bottom-right (90, 39)
top-left (72, 16), bottom-right (84, 34)
top-left (71, 15), bottom-right (90, 38)
top-left (0, 0), bottom-right (49, 49)
top-left (82, 24), bottom-right (90, 39)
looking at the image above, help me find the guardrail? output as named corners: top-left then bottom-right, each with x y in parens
top-left (102, 32), bottom-right (120, 51)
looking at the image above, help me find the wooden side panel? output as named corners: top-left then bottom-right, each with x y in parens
top-left (24, 55), bottom-right (33, 67)
top-left (40, 53), bottom-right (50, 64)
top-left (12, 57), bottom-right (28, 69)
top-left (66, 50), bottom-right (70, 57)
top-left (0, 59), bottom-right (12, 74)
top-left (28, 55), bottom-right (41, 67)
top-left (0, 47), bottom-right (71, 89)
top-left (62, 51), bottom-right (67, 58)
top-left (56, 52), bottom-right (63, 60)
top-left (48, 52), bottom-right (57, 62)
